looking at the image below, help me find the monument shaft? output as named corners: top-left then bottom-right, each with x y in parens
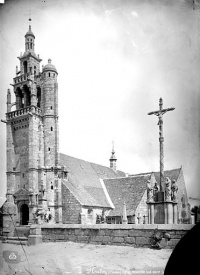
top-left (148, 98), bottom-right (175, 192)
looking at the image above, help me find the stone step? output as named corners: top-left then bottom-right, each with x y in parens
top-left (3, 236), bottom-right (28, 245)
top-left (3, 240), bottom-right (28, 245)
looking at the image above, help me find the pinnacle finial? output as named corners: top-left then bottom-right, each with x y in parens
top-left (28, 18), bottom-right (32, 31)
top-left (112, 140), bottom-right (115, 153)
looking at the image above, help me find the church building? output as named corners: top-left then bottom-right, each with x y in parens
top-left (3, 24), bottom-right (191, 228)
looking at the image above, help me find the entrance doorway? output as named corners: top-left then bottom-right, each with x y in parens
top-left (20, 204), bottom-right (29, 225)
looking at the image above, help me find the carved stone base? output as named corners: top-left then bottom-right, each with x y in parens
top-left (147, 201), bottom-right (178, 224)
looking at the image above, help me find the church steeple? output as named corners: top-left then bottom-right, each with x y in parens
top-left (25, 19), bottom-right (35, 52)
top-left (109, 141), bottom-right (117, 172)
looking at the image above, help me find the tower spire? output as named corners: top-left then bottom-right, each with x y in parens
top-left (109, 141), bottom-right (117, 171)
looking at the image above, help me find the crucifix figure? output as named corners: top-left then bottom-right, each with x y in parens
top-left (148, 98), bottom-right (175, 193)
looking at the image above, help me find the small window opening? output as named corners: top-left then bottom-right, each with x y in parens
top-left (51, 183), bottom-right (53, 190)
top-left (22, 173), bottom-right (24, 178)
top-left (50, 106), bottom-right (53, 110)
top-left (48, 147), bottom-right (50, 151)
top-left (49, 72), bottom-right (51, 77)
top-left (51, 127), bottom-right (53, 131)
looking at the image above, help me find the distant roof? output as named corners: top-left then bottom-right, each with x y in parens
top-left (153, 168), bottom-right (181, 185)
top-left (104, 174), bottom-right (151, 217)
top-left (60, 153), bottom-right (124, 208)
top-left (130, 168), bottom-right (181, 185)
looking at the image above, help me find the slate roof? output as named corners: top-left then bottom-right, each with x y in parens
top-left (130, 168), bottom-right (181, 186)
top-left (103, 174), bottom-right (151, 217)
top-left (60, 153), bottom-right (183, 214)
top-left (60, 153), bottom-right (124, 208)
top-left (153, 168), bottom-right (181, 185)
top-left (62, 178), bottom-right (103, 207)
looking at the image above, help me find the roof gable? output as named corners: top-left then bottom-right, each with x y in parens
top-left (104, 174), bottom-right (151, 216)
top-left (60, 153), bottom-right (120, 208)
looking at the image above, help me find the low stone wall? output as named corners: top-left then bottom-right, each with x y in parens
top-left (41, 224), bottom-right (193, 248)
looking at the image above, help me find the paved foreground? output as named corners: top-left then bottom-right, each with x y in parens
top-left (0, 241), bottom-right (172, 275)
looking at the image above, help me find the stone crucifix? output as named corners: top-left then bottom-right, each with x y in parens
top-left (148, 98), bottom-right (175, 192)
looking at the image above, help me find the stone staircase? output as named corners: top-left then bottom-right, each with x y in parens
top-left (3, 226), bottom-right (30, 245)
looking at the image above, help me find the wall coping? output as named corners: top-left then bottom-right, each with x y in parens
top-left (40, 223), bottom-right (194, 231)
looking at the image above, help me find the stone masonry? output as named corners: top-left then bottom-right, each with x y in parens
top-left (41, 224), bottom-right (193, 249)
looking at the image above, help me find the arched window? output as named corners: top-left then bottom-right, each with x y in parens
top-left (49, 72), bottom-right (51, 77)
top-left (51, 127), bottom-right (53, 131)
top-left (23, 61), bottom-right (28, 74)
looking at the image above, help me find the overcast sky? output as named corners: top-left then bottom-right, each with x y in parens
top-left (0, 0), bottom-right (200, 199)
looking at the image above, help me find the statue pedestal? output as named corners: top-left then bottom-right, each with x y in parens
top-left (147, 201), bottom-right (178, 224)
top-left (157, 191), bottom-right (165, 202)
top-left (28, 225), bottom-right (42, 246)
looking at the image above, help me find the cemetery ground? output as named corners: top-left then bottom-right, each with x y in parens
top-left (0, 241), bottom-right (172, 275)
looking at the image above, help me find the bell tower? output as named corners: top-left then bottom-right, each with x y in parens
top-left (5, 22), bottom-right (62, 226)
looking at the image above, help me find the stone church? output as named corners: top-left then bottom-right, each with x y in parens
top-left (3, 24), bottom-right (190, 228)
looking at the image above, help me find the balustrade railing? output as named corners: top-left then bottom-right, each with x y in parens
top-left (7, 105), bottom-right (42, 119)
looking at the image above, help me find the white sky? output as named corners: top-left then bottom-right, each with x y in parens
top-left (0, 0), bottom-right (200, 199)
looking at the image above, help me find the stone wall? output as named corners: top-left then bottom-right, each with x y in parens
top-left (62, 185), bottom-right (82, 224)
top-left (41, 224), bottom-right (193, 249)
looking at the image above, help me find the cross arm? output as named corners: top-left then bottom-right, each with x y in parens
top-left (148, 107), bottom-right (175, 116)
top-left (148, 110), bottom-right (160, 116)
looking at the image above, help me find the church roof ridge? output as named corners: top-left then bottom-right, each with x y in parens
top-left (60, 152), bottom-right (126, 176)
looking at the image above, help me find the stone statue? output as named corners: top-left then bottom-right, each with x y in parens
top-left (165, 177), bottom-right (172, 201)
top-left (171, 179), bottom-right (178, 202)
top-left (153, 181), bottom-right (159, 193)
top-left (147, 180), bottom-right (154, 202)
top-left (153, 181), bottom-right (159, 202)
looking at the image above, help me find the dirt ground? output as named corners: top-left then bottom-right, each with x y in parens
top-left (0, 241), bottom-right (172, 275)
